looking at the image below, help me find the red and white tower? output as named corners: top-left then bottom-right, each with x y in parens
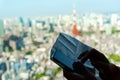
top-left (72, 5), bottom-right (79, 36)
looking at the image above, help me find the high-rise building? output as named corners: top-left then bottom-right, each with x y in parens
top-left (104, 18), bottom-right (112, 34)
top-left (19, 17), bottom-right (24, 26)
top-left (0, 19), bottom-right (4, 36)
top-left (0, 19), bottom-right (5, 53)
top-left (27, 19), bottom-right (32, 27)
top-left (49, 23), bottom-right (54, 33)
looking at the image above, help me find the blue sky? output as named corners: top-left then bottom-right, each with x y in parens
top-left (0, 0), bottom-right (120, 19)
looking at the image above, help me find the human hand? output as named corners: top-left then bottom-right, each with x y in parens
top-left (78, 49), bottom-right (120, 80)
top-left (93, 62), bottom-right (120, 80)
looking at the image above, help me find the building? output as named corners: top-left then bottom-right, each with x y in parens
top-left (3, 35), bottom-right (25, 52)
top-left (0, 19), bottom-right (5, 53)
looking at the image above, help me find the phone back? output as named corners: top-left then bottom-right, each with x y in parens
top-left (50, 33), bottom-right (94, 70)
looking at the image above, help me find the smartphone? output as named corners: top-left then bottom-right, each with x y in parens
top-left (50, 33), bottom-right (96, 72)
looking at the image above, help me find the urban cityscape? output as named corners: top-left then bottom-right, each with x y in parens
top-left (0, 12), bottom-right (120, 80)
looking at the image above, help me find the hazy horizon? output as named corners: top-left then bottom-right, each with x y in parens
top-left (0, 0), bottom-right (120, 19)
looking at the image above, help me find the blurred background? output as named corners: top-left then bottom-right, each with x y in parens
top-left (0, 0), bottom-right (120, 80)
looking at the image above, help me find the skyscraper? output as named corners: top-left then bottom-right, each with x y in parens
top-left (0, 19), bottom-right (5, 53)
top-left (19, 17), bottom-right (24, 26)
top-left (0, 19), bottom-right (4, 36)
top-left (27, 19), bottom-right (32, 27)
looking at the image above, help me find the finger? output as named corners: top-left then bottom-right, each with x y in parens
top-left (95, 62), bottom-right (119, 71)
top-left (89, 49), bottom-right (109, 63)
top-left (78, 51), bottom-right (89, 60)
top-left (73, 62), bottom-right (96, 80)
top-left (95, 62), bottom-right (119, 73)
top-left (73, 62), bottom-right (89, 75)
top-left (73, 62), bottom-right (93, 76)
top-left (92, 62), bottom-right (110, 73)
top-left (99, 72), bottom-right (108, 80)
top-left (63, 69), bottom-right (85, 80)
top-left (78, 49), bottom-right (109, 64)
top-left (73, 62), bottom-right (97, 80)
top-left (78, 51), bottom-right (90, 64)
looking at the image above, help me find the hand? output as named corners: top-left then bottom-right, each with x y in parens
top-left (79, 49), bottom-right (120, 80)
top-left (78, 49), bottom-right (109, 65)
top-left (63, 62), bottom-right (96, 80)
top-left (93, 62), bottom-right (120, 80)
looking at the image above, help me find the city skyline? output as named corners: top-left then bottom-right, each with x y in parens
top-left (0, 0), bottom-right (120, 19)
